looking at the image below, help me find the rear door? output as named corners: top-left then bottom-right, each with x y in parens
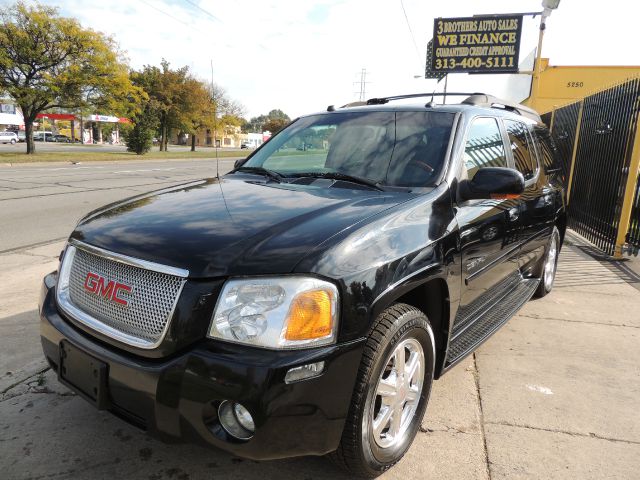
top-left (456, 116), bottom-right (521, 317)
top-left (503, 119), bottom-right (555, 275)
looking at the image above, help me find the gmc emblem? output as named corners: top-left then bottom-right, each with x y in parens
top-left (84, 272), bottom-right (132, 306)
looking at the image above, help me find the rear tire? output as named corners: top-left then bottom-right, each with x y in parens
top-left (331, 303), bottom-right (435, 478)
top-left (535, 226), bottom-right (560, 298)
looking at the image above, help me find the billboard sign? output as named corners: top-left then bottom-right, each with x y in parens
top-left (431, 15), bottom-right (523, 74)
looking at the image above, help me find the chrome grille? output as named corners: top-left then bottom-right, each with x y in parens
top-left (57, 242), bottom-right (187, 348)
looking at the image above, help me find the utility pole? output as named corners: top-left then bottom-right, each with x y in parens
top-left (353, 68), bottom-right (370, 101)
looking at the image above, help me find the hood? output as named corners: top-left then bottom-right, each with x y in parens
top-left (71, 177), bottom-right (410, 278)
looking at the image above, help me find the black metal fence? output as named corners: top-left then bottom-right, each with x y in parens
top-left (550, 102), bottom-right (581, 189)
top-left (548, 78), bottom-right (640, 256)
top-left (628, 173), bottom-right (640, 255)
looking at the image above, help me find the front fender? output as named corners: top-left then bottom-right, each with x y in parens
top-left (296, 184), bottom-right (461, 343)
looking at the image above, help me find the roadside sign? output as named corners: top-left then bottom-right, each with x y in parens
top-left (431, 15), bottom-right (523, 74)
top-left (425, 39), bottom-right (447, 80)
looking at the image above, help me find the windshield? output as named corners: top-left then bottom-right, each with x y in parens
top-left (241, 111), bottom-right (455, 188)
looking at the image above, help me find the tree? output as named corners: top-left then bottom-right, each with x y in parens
top-left (208, 82), bottom-right (246, 147)
top-left (262, 118), bottom-right (290, 135)
top-left (183, 80), bottom-right (216, 152)
top-left (0, 2), bottom-right (141, 154)
top-left (243, 109), bottom-right (291, 133)
top-left (125, 106), bottom-right (158, 155)
top-left (132, 61), bottom-right (214, 152)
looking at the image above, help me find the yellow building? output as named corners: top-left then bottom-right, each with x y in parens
top-left (522, 58), bottom-right (640, 113)
top-left (173, 124), bottom-right (242, 148)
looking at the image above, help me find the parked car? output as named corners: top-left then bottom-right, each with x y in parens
top-left (53, 134), bottom-right (71, 143)
top-left (39, 93), bottom-right (565, 478)
top-left (240, 142), bottom-right (252, 149)
top-left (0, 131), bottom-right (18, 144)
top-left (17, 131), bottom-right (26, 142)
top-left (33, 131), bottom-right (54, 142)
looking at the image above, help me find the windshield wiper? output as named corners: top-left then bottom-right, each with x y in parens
top-left (290, 172), bottom-right (385, 191)
top-left (231, 166), bottom-right (283, 183)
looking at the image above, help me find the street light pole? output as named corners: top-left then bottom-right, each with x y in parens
top-left (531, 0), bottom-right (561, 108)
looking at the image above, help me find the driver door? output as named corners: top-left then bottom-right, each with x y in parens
top-left (454, 117), bottom-right (521, 330)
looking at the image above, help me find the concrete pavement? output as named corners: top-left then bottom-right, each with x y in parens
top-left (1, 234), bottom-right (639, 479)
top-left (1, 159), bottom-right (639, 479)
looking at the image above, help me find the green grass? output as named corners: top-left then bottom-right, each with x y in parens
top-left (0, 148), bottom-right (247, 164)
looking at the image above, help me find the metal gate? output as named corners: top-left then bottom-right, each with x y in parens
top-left (547, 78), bottom-right (640, 257)
top-left (628, 173), bottom-right (640, 255)
top-left (549, 102), bottom-right (581, 189)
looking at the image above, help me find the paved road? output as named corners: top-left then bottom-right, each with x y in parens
top-left (0, 142), bottom-right (246, 154)
top-left (0, 158), bottom-right (237, 253)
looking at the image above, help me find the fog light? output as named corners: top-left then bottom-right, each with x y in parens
top-left (233, 403), bottom-right (255, 432)
top-left (218, 401), bottom-right (255, 440)
top-left (284, 361), bottom-right (325, 384)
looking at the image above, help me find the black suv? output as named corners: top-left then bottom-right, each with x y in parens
top-left (39, 93), bottom-right (565, 478)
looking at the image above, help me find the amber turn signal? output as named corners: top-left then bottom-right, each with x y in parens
top-left (285, 289), bottom-right (334, 341)
top-left (490, 193), bottom-right (521, 199)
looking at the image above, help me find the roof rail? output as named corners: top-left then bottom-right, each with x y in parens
top-left (340, 101), bottom-right (368, 108)
top-left (462, 94), bottom-right (541, 122)
top-left (365, 92), bottom-right (482, 105)
top-left (337, 92), bottom-right (542, 122)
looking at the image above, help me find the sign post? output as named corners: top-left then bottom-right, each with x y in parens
top-left (431, 15), bottom-right (523, 75)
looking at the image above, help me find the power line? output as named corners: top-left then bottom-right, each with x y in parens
top-left (183, 0), bottom-right (222, 23)
top-left (138, 0), bottom-right (190, 26)
top-left (399, 0), bottom-right (422, 64)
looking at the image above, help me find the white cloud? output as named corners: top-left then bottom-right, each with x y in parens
top-left (34, 0), bottom-right (640, 118)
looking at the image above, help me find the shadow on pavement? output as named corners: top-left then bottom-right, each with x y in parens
top-left (1, 370), bottom-right (352, 480)
top-left (561, 231), bottom-right (640, 289)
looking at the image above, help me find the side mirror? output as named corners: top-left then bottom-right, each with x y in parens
top-left (234, 158), bottom-right (245, 169)
top-left (459, 167), bottom-right (525, 201)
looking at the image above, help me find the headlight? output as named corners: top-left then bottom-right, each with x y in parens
top-left (208, 276), bottom-right (339, 349)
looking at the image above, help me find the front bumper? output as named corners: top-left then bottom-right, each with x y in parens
top-left (39, 273), bottom-right (364, 460)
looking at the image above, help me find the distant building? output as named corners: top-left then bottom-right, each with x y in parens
top-left (0, 101), bottom-right (24, 131)
top-left (243, 133), bottom-right (264, 148)
top-left (173, 124), bottom-right (243, 148)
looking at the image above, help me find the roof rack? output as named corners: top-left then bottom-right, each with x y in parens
top-left (462, 94), bottom-right (541, 122)
top-left (365, 92), bottom-right (481, 105)
top-left (353, 92), bottom-right (541, 122)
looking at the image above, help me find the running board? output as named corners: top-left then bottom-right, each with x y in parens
top-left (444, 278), bottom-right (539, 369)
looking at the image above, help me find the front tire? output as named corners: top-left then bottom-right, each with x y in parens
top-left (332, 304), bottom-right (435, 478)
top-left (535, 226), bottom-right (561, 298)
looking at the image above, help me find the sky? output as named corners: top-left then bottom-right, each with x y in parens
top-left (18, 0), bottom-right (640, 119)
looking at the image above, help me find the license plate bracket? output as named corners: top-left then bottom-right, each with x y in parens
top-left (59, 341), bottom-right (110, 410)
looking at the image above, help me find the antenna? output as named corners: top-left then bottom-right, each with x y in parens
top-left (211, 58), bottom-right (219, 180)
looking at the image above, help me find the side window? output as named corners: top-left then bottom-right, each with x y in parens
top-left (463, 117), bottom-right (507, 180)
top-left (504, 119), bottom-right (538, 181)
top-left (534, 126), bottom-right (562, 174)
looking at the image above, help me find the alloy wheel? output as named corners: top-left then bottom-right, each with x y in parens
top-left (370, 338), bottom-right (424, 449)
top-left (544, 234), bottom-right (558, 290)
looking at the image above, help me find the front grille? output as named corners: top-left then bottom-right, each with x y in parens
top-left (57, 242), bottom-right (187, 348)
